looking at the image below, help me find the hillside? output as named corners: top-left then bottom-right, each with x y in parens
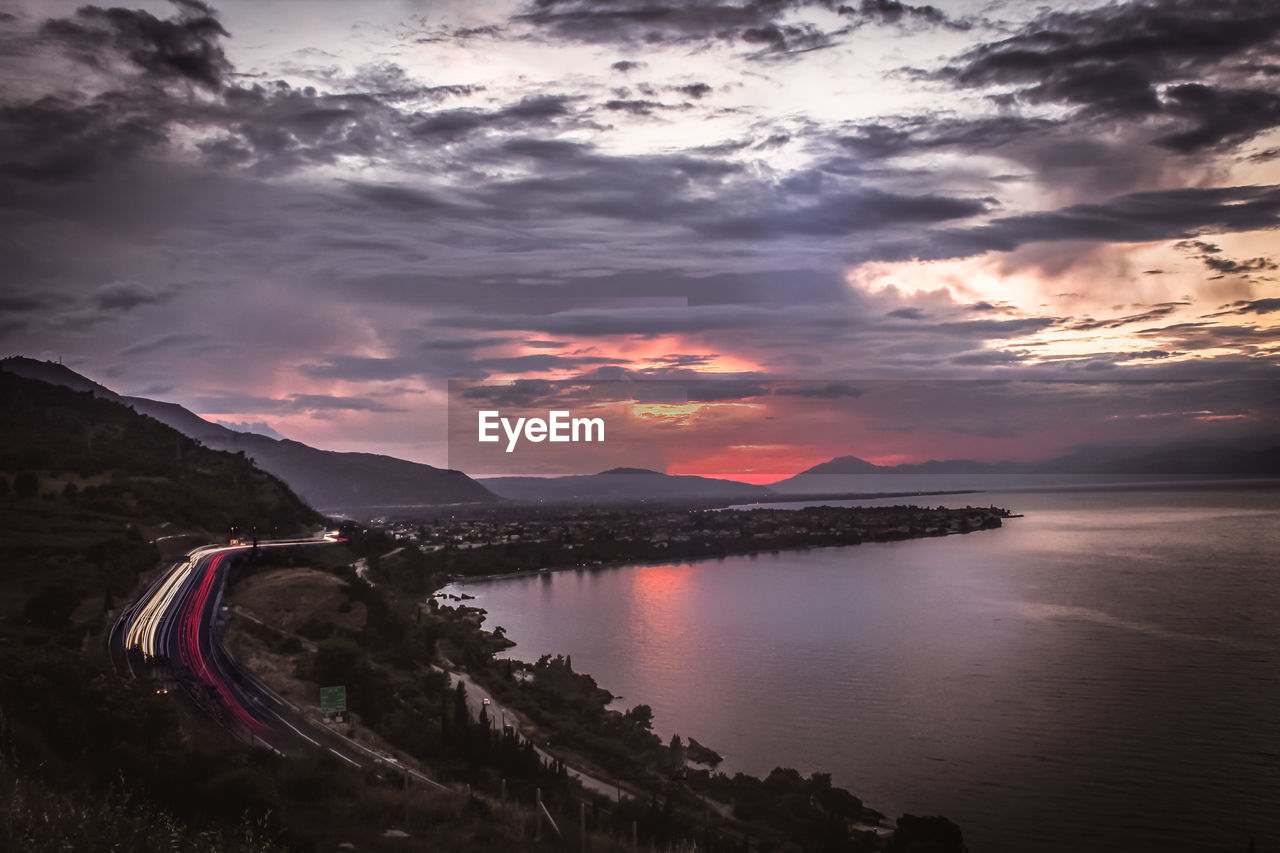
top-left (0, 368), bottom-right (322, 631)
top-left (0, 357), bottom-right (497, 512)
top-left (480, 466), bottom-right (775, 503)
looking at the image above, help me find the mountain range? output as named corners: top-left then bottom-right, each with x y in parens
top-left (772, 443), bottom-right (1280, 494)
top-left (4, 357), bottom-right (1275, 509)
top-left (0, 357), bottom-right (496, 512)
top-left (480, 467), bottom-right (773, 502)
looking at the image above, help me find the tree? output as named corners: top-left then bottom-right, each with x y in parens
top-left (668, 734), bottom-right (686, 778)
top-left (888, 815), bottom-right (967, 853)
top-left (14, 470), bottom-right (38, 499)
top-left (24, 582), bottom-right (81, 629)
top-left (624, 704), bottom-right (654, 732)
top-left (453, 680), bottom-right (469, 733)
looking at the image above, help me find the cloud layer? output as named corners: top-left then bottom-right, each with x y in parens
top-left (0, 0), bottom-right (1276, 468)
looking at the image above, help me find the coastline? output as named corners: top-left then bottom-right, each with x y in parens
top-left (428, 510), bottom-right (1019, 844)
top-left (436, 506), bottom-right (1015, 588)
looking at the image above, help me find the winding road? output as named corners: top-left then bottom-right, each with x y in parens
top-left (108, 537), bottom-right (445, 789)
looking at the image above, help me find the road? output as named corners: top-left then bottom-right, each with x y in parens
top-left (108, 537), bottom-right (445, 790)
top-left (108, 537), bottom-right (680, 808)
top-left (447, 668), bottom-right (625, 802)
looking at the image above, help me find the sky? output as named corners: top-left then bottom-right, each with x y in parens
top-left (1, 0), bottom-right (1278, 478)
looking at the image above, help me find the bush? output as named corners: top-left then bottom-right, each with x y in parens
top-left (23, 582), bottom-right (81, 629)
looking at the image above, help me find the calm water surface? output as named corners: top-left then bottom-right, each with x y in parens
top-left (444, 485), bottom-right (1280, 852)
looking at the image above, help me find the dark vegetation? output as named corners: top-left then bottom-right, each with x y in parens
top-left (368, 503), bottom-right (1012, 585)
top-left (1, 369), bottom-right (968, 851)
top-left (0, 370), bottom-right (320, 629)
top-left (0, 642), bottom-right (577, 852)
top-left (293, 524), bottom-right (969, 852)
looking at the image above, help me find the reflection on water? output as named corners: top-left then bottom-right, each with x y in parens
top-left (446, 485), bottom-right (1280, 852)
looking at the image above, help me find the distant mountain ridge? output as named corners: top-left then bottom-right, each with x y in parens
top-left (0, 357), bottom-right (497, 511)
top-left (773, 443), bottom-right (1280, 493)
top-left (7, 357), bottom-right (1273, 508)
top-left (480, 467), bottom-right (775, 502)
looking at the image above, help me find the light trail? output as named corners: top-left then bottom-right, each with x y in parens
top-left (120, 540), bottom-right (321, 733)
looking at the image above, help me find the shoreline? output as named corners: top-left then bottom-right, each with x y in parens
top-left (426, 515), bottom-right (1018, 841)
top-left (436, 509), bottom-right (1016, 588)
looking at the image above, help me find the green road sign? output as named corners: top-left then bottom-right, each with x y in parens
top-left (320, 685), bottom-right (347, 714)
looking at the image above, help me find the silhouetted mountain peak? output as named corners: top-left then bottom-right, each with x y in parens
top-left (1, 356), bottom-right (116, 397)
top-left (797, 456), bottom-right (883, 475)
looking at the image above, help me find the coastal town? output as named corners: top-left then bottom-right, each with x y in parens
top-left (354, 504), bottom-right (1016, 581)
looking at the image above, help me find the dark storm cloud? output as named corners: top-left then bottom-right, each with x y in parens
top-left (739, 21), bottom-right (843, 58)
top-left (950, 349), bottom-right (1028, 366)
top-left (1213, 298), bottom-right (1280, 315)
top-left (40, 0), bottom-right (230, 90)
top-left (922, 185), bottom-right (1280, 258)
top-left (654, 353), bottom-right (718, 368)
top-left (698, 186), bottom-right (988, 239)
top-left (1202, 255), bottom-right (1277, 275)
top-left (513, 0), bottom-right (957, 57)
top-left (5, 5), bottom-right (404, 180)
top-left (1067, 304), bottom-right (1186, 331)
top-left (456, 378), bottom-right (562, 407)
top-left (338, 268), bottom-right (849, 311)
top-left (1176, 238), bottom-right (1277, 277)
top-left (834, 115), bottom-right (1058, 161)
top-left (1133, 321), bottom-right (1279, 352)
top-left (198, 84), bottom-right (399, 174)
top-left (345, 182), bottom-right (466, 215)
top-left (299, 350), bottom-right (628, 382)
top-left (422, 337), bottom-right (518, 351)
top-left (514, 0), bottom-right (822, 47)
top-left (847, 0), bottom-right (954, 29)
top-left (673, 82), bottom-right (713, 99)
top-left (5, 3), bottom-right (591, 180)
top-left (470, 146), bottom-right (746, 226)
top-left (1155, 83), bottom-right (1280, 152)
top-left (344, 63), bottom-right (482, 103)
top-left (602, 98), bottom-right (669, 115)
top-left (924, 317), bottom-right (1058, 339)
top-left (426, 303), bottom-right (845, 336)
top-left (92, 280), bottom-right (175, 312)
top-left (0, 93), bottom-right (170, 182)
top-left (935, 0), bottom-right (1280, 151)
top-left (471, 353), bottom-right (629, 373)
top-left (118, 332), bottom-right (192, 357)
top-left (0, 293), bottom-right (62, 312)
top-left (188, 391), bottom-right (406, 413)
top-left (410, 94), bottom-right (575, 141)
